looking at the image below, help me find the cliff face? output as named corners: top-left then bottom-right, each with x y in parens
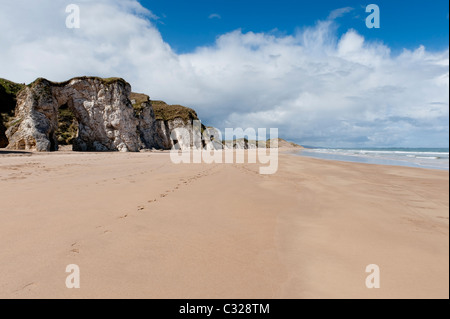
top-left (130, 92), bottom-right (159, 150)
top-left (6, 77), bottom-right (143, 152)
top-left (2, 76), bottom-right (302, 152)
top-left (0, 79), bottom-right (24, 116)
top-left (0, 116), bottom-right (7, 148)
top-left (4, 77), bottom-right (202, 152)
top-left (152, 100), bottom-right (202, 150)
top-left (0, 79), bottom-right (25, 148)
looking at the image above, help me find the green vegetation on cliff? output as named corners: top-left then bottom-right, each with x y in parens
top-left (0, 78), bottom-right (25, 117)
top-left (152, 100), bottom-right (199, 123)
top-left (28, 76), bottom-right (129, 88)
top-left (0, 114), bottom-right (8, 148)
top-left (0, 78), bottom-right (25, 97)
top-left (130, 92), bottom-right (150, 114)
top-left (56, 105), bottom-right (78, 145)
top-left (0, 79), bottom-right (26, 147)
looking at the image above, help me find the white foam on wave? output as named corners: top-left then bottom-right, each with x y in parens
top-left (301, 148), bottom-right (449, 170)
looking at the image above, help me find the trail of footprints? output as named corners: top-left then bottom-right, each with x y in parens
top-left (0, 162), bottom-right (41, 181)
top-left (12, 282), bottom-right (37, 295)
top-left (142, 166), bottom-right (219, 207)
top-left (67, 165), bottom-right (218, 257)
top-left (94, 163), bottom-right (168, 185)
top-left (234, 163), bottom-right (268, 178)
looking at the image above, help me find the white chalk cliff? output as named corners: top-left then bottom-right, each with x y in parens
top-left (7, 77), bottom-right (142, 152)
top-left (4, 76), bottom-right (302, 152)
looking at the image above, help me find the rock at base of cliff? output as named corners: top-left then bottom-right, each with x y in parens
top-left (0, 119), bottom-right (7, 148)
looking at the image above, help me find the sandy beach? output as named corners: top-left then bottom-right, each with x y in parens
top-left (0, 150), bottom-right (448, 299)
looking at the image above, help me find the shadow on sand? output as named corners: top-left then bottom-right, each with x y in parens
top-left (0, 149), bottom-right (33, 155)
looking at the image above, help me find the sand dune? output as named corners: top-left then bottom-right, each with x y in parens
top-left (0, 150), bottom-right (448, 298)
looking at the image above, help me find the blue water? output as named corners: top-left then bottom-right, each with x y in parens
top-left (297, 148), bottom-right (449, 170)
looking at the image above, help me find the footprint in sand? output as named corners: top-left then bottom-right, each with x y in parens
top-left (13, 282), bottom-right (37, 294)
top-left (119, 214), bottom-right (128, 219)
top-left (96, 225), bottom-right (112, 235)
top-left (137, 206), bottom-right (145, 211)
top-left (70, 242), bottom-right (80, 255)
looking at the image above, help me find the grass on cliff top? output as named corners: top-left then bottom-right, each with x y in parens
top-left (0, 78), bottom-right (25, 117)
top-left (28, 76), bottom-right (129, 88)
top-left (130, 92), bottom-right (150, 113)
top-left (0, 78), bottom-right (25, 96)
top-left (152, 100), bottom-right (199, 123)
top-left (130, 92), bottom-right (150, 105)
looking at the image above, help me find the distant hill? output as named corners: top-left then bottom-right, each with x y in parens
top-left (266, 138), bottom-right (303, 148)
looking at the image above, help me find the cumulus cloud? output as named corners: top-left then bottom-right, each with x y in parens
top-left (0, 0), bottom-right (448, 147)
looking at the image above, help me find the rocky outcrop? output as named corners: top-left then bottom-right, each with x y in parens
top-left (224, 139), bottom-right (265, 150)
top-left (152, 100), bottom-right (203, 150)
top-left (0, 79), bottom-right (25, 148)
top-left (0, 116), bottom-right (7, 148)
top-left (3, 76), bottom-right (302, 152)
top-left (203, 127), bottom-right (224, 150)
top-left (4, 76), bottom-right (208, 152)
top-left (0, 78), bottom-right (24, 116)
top-left (222, 138), bottom-right (302, 149)
top-left (130, 92), bottom-right (159, 150)
top-left (6, 77), bottom-right (142, 152)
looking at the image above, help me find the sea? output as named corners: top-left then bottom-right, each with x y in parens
top-left (296, 147), bottom-right (449, 170)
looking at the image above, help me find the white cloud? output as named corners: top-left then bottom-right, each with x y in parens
top-left (0, 0), bottom-right (448, 147)
top-left (328, 7), bottom-right (354, 20)
top-left (208, 13), bottom-right (221, 20)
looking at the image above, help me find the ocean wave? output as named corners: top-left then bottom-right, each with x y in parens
top-left (299, 148), bottom-right (449, 170)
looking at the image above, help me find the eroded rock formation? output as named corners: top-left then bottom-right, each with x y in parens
top-left (2, 76), bottom-right (302, 152)
top-left (152, 100), bottom-right (203, 150)
top-left (7, 77), bottom-right (144, 152)
top-left (0, 78), bottom-right (25, 148)
top-left (4, 77), bottom-right (208, 152)
top-left (0, 117), bottom-right (7, 148)
top-left (130, 92), bottom-right (159, 150)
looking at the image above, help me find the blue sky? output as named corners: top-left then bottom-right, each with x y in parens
top-left (142, 0), bottom-right (449, 54)
top-left (0, 0), bottom-right (448, 147)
